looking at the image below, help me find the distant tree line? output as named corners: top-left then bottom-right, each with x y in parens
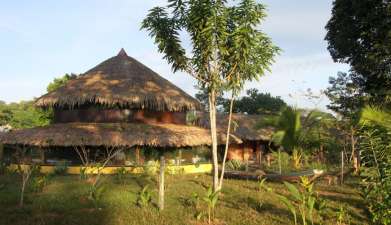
top-left (195, 88), bottom-right (287, 115)
top-left (0, 73), bottom-right (77, 129)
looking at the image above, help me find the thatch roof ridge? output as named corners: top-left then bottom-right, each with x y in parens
top-left (35, 49), bottom-right (202, 112)
top-left (0, 122), bottom-right (241, 148)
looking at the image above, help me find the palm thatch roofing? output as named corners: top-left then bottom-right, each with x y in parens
top-left (0, 122), bottom-right (241, 148)
top-left (197, 113), bottom-right (275, 142)
top-left (35, 49), bottom-right (202, 112)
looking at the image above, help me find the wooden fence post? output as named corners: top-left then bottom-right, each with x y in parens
top-left (341, 151), bottom-right (344, 185)
top-left (158, 156), bottom-right (165, 211)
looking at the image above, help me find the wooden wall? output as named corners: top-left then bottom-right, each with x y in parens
top-left (53, 109), bottom-right (187, 125)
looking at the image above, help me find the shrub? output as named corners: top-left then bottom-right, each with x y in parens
top-left (0, 162), bottom-right (8, 175)
top-left (137, 185), bottom-right (152, 208)
top-left (53, 161), bottom-right (68, 175)
top-left (114, 167), bottom-right (127, 184)
top-left (226, 160), bottom-right (245, 171)
top-left (143, 161), bottom-right (159, 176)
top-left (79, 167), bottom-right (88, 180)
top-left (88, 181), bottom-right (105, 209)
top-left (30, 175), bottom-right (48, 193)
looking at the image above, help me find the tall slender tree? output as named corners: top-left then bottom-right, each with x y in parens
top-left (142, 0), bottom-right (279, 191)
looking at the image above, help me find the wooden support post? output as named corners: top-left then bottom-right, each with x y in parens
top-left (135, 146), bottom-right (140, 165)
top-left (40, 149), bottom-right (46, 164)
top-left (0, 144), bottom-right (3, 161)
top-left (341, 151), bottom-right (344, 185)
top-left (158, 156), bottom-right (165, 211)
top-left (353, 151), bottom-right (360, 174)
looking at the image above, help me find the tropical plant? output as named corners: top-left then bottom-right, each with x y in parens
top-left (137, 185), bottom-right (152, 208)
top-left (114, 167), bottom-right (128, 184)
top-left (278, 177), bottom-right (317, 225)
top-left (142, 0), bottom-right (279, 191)
top-left (30, 175), bottom-right (48, 193)
top-left (336, 205), bottom-right (351, 225)
top-left (226, 159), bottom-right (245, 171)
top-left (358, 106), bottom-right (391, 225)
top-left (292, 148), bottom-right (302, 169)
top-left (79, 167), bottom-right (88, 180)
top-left (88, 181), bottom-right (106, 209)
top-left (202, 187), bottom-right (220, 224)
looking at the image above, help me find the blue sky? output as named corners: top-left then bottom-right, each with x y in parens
top-left (0, 0), bottom-right (348, 111)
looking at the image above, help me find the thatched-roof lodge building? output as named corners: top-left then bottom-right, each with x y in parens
top-left (0, 49), bottom-right (273, 173)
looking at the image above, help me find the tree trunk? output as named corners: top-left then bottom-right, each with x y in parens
top-left (158, 156), bottom-right (165, 211)
top-left (218, 95), bottom-right (234, 190)
top-left (209, 89), bottom-right (219, 192)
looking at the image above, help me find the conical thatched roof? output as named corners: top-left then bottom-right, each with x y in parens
top-left (0, 122), bottom-right (241, 147)
top-left (35, 49), bottom-right (202, 112)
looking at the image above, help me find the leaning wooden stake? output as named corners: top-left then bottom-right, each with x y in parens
top-left (158, 156), bottom-right (165, 211)
top-left (341, 151), bottom-right (344, 185)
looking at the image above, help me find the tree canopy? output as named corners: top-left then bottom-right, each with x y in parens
top-left (325, 0), bottom-right (391, 104)
top-left (224, 89), bottom-right (286, 114)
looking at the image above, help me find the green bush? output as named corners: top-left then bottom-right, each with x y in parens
top-left (30, 175), bottom-right (48, 193)
top-left (114, 167), bottom-right (128, 184)
top-left (88, 182), bottom-right (106, 209)
top-left (0, 162), bottom-right (8, 175)
top-left (137, 185), bottom-right (152, 208)
top-left (226, 160), bottom-right (245, 171)
top-left (53, 161), bottom-right (68, 175)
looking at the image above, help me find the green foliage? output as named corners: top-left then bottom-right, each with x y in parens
top-left (114, 167), bottom-right (128, 184)
top-left (137, 185), bottom-right (152, 208)
top-left (358, 106), bottom-right (391, 224)
top-left (88, 181), bottom-right (106, 209)
top-left (224, 89), bottom-right (287, 114)
top-left (53, 161), bottom-right (68, 176)
top-left (336, 205), bottom-right (351, 225)
top-left (278, 177), bottom-right (320, 225)
top-left (30, 175), bottom-right (49, 193)
top-left (325, 72), bottom-right (364, 119)
top-left (0, 101), bottom-right (51, 128)
top-left (325, 0), bottom-right (391, 103)
top-left (79, 167), bottom-right (88, 180)
top-left (202, 187), bottom-right (220, 224)
top-left (46, 73), bottom-right (77, 93)
top-left (226, 159), bottom-right (245, 171)
top-left (143, 160), bottom-right (159, 176)
top-left (269, 150), bottom-right (290, 172)
top-left (292, 148), bottom-right (302, 169)
top-left (142, 0), bottom-right (279, 192)
top-left (0, 162), bottom-right (8, 175)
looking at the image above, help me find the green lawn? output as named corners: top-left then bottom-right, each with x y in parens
top-left (0, 173), bottom-right (369, 225)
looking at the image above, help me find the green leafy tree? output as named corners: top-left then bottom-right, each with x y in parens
top-left (223, 89), bottom-right (286, 114)
top-left (325, 0), bottom-right (391, 104)
top-left (325, 71), bottom-right (364, 170)
top-left (46, 73), bottom-right (77, 93)
top-left (142, 0), bottom-right (279, 191)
